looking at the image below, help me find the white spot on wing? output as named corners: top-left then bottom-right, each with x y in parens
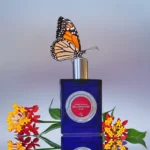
top-left (70, 43), bottom-right (76, 50)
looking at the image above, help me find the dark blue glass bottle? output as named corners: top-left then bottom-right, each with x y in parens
top-left (62, 135), bottom-right (103, 150)
top-left (60, 58), bottom-right (102, 150)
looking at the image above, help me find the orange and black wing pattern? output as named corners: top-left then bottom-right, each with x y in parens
top-left (50, 16), bottom-right (85, 61)
top-left (56, 16), bottom-right (81, 51)
top-left (51, 38), bottom-right (80, 61)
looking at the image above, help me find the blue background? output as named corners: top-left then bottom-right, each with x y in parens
top-left (0, 0), bottom-right (149, 149)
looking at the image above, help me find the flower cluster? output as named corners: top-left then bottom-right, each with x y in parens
top-left (102, 113), bottom-right (128, 150)
top-left (7, 103), bottom-right (147, 150)
top-left (8, 137), bottom-right (40, 150)
top-left (8, 141), bottom-right (25, 150)
top-left (7, 104), bottom-right (40, 150)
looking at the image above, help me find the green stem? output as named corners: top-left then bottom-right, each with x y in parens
top-left (38, 120), bottom-right (61, 123)
top-left (21, 134), bottom-right (38, 138)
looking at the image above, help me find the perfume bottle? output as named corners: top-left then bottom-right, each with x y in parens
top-left (60, 58), bottom-right (102, 150)
top-left (62, 135), bottom-right (102, 150)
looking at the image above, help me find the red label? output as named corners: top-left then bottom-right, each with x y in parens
top-left (71, 96), bottom-right (91, 117)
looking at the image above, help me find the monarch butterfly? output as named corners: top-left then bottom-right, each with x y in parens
top-left (50, 16), bottom-right (98, 61)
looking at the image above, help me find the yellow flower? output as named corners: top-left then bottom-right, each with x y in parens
top-left (23, 117), bottom-right (30, 124)
top-left (105, 127), bottom-right (114, 137)
top-left (8, 141), bottom-right (13, 150)
top-left (112, 145), bottom-right (118, 150)
top-left (102, 113), bottom-right (128, 150)
top-left (108, 139), bottom-right (114, 145)
top-left (8, 141), bottom-right (25, 150)
top-left (13, 104), bottom-right (20, 113)
top-left (19, 106), bottom-right (27, 114)
top-left (104, 139), bottom-right (115, 149)
top-left (104, 143), bottom-right (112, 149)
top-left (112, 125), bottom-right (117, 132)
top-left (105, 117), bottom-right (113, 126)
top-left (120, 145), bottom-right (127, 150)
top-left (116, 140), bottom-right (122, 146)
top-left (6, 104), bottom-right (31, 133)
top-left (117, 126), bottom-right (126, 137)
top-left (116, 119), bottom-right (122, 127)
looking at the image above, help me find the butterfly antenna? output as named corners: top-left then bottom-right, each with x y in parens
top-left (82, 46), bottom-right (99, 51)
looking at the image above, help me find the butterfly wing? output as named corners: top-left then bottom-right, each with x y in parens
top-left (56, 16), bottom-right (65, 38)
top-left (56, 16), bottom-right (81, 51)
top-left (50, 38), bottom-right (79, 61)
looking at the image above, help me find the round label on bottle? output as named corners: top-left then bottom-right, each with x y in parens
top-left (66, 91), bottom-right (97, 123)
top-left (74, 147), bottom-right (91, 150)
top-left (71, 96), bottom-right (92, 117)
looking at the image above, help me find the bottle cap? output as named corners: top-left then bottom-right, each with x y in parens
top-left (72, 57), bottom-right (88, 79)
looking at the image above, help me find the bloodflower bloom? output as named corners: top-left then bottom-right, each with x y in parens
top-left (8, 137), bottom-right (40, 150)
top-left (19, 122), bottom-right (39, 136)
top-left (102, 113), bottom-right (128, 150)
top-left (7, 104), bottom-right (40, 135)
top-left (16, 136), bottom-right (40, 150)
top-left (8, 140), bottom-right (25, 150)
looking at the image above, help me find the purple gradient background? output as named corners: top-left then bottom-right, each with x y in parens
top-left (0, 0), bottom-right (150, 149)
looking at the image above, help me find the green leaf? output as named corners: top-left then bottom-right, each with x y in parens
top-left (127, 128), bottom-right (147, 139)
top-left (101, 133), bottom-right (105, 143)
top-left (110, 106), bottom-right (116, 116)
top-left (126, 128), bottom-right (147, 148)
top-left (49, 108), bottom-right (61, 120)
top-left (40, 123), bottom-right (61, 135)
top-left (102, 106), bottom-right (116, 121)
top-left (49, 99), bottom-right (61, 120)
top-left (126, 138), bottom-right (147, 148)
top-left (38, 135), bottom-right (61, 148)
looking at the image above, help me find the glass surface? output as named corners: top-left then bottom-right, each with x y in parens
top-left (61, 136), bottom-right (102, 150)
top-left (60, 79), bottom-right (102, 134)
